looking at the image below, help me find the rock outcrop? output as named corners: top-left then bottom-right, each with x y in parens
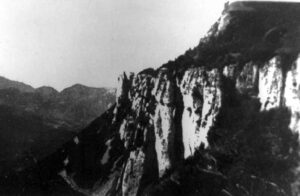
top-left (180, 67), bottom-right (221, 157)
top-left (285, 55), bottom-right (300, 135)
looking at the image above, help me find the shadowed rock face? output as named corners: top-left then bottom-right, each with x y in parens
top-left (3, 1), bottom-right (300, 196)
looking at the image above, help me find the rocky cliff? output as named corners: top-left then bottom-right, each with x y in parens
top-left (4, 1), bottom-right (300, 196)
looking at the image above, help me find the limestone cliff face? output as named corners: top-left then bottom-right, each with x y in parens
top-left (180, 68), bottom-right (222, 157)
top-left (10, 1), bottom-right (300, 196)
top-left (259, 56), bottom-right (284, 111)
top-left (285, 55), bottom-right (300, 134)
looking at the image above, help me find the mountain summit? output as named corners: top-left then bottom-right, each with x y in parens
top-left (2, 1), bottom-right (300, 196)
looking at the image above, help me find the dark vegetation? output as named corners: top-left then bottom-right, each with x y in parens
top-left (0, 105), bottom-right (75, 176)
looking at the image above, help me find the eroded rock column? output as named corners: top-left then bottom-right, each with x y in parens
top-left (285, 54), bottom-right (300, 135)
top-left (180, 67), bottom-right (221, 158)
top-left (122, 149), bottom-right (145, 196)
top-left (200, 69), bottom-right (222, 147)
top-left (259, 56), bottom-right (284, 111)
top-left (236, 62), bottom-right (259, 95)
top-left (113, 72), bottom-right (134, 123)
top-left (118, 73), bottom-right (157, 196)
top-left (152, 68), bottom-right (176, 176)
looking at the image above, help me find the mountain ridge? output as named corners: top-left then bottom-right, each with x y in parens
top-left (0, 75), bottom-right (116, 130)
top-left (0, 75), bottom-right (116, 93)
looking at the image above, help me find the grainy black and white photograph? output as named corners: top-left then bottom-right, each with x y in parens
top-left (0, 0), bottom-right (299, 195)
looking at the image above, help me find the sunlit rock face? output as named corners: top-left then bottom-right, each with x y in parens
top-left (114, 72), bottom-right (158, 196)
top-left (259, 56), bottom-right (284, 111)
top-left (180, 68), bottom-right (204, 158)
top-left (152, 68), bottom-right (176, 176)
top-left (284, 55), bottom-right (300, 196)
top-left (180, 68), bottom-right (221, 158)
top-left (285, 55), bottom-right (300, 136)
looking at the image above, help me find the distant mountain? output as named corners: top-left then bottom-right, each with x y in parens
top-left (0, 76), bottom-right (116, 131)
top-left (0, 76), bottom-right (35, 92)
top-left (35, 86), bottom-right (59, 97)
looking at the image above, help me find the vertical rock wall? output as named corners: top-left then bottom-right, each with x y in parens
top-left (259, 56), bottom-right (284, 111)
top-left (152, 69), bottom-right (176, 176)
top-left (285, 55), bottom-right (300, 136)
top-left (180, 68), bottom-right (221, 158)
top-left (114, 72), bottom-right (158, 196)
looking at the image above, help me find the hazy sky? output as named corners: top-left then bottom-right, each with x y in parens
top-left (0, 0), bottom-right (229, 90)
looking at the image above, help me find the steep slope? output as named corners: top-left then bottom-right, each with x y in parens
top-left (4, 1), bottom-right (300, 196)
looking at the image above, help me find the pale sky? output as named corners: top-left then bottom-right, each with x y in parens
top-left (0, 0), bottom-right (231, 90)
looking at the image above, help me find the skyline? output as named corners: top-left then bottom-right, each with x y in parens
top-left (0, 0), bottom-right (227, 90)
